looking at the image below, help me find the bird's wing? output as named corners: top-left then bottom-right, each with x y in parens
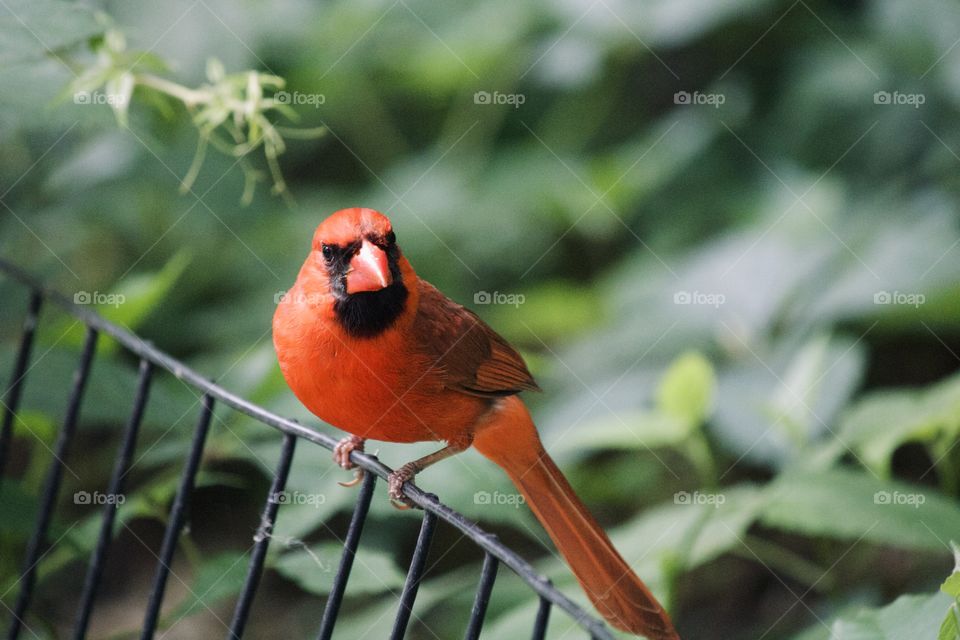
top-left (413, 280), bottom-right (540, 397)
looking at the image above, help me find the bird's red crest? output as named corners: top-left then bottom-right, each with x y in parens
top-left (312, 207), bottom-right (393, 249)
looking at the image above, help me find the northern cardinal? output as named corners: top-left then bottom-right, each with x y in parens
top-left (273, 207), bottom-right (679, 639)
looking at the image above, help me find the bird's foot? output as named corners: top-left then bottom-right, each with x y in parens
top-left (334, 435), bottom-right (365, 469)
top-left (387, 462), bottom-right (420, 510)
top-left (334, 435), bottom-right (365, 487)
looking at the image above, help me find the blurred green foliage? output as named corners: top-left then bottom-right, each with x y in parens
top-left (2, 0), bottom-right (960, 638)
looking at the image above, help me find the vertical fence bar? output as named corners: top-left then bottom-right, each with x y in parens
top-left (71, 359), bottom-right (153, 640)
top-left (139, 394), bottom-right (214, 640)
top-left (389, 510), bottom-right (437, 640)
top-left (6, 326), bottom-right (98, 640)
top-left (463, 552), bottom-right (499, 640)
top-left (226, 432), bottom-right (298, 640)
top-left (0, 291), bottom-right (42, 477)
top-left (316, 471), bottom-right (377, 640)
top-left (531, 595), bottom-right (552, 640)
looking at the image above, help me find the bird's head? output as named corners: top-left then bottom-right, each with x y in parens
top-left (307, 207), bottom-right (411, 337)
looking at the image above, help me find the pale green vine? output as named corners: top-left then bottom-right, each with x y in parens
top-left (64, 25), bottom-right (324, 205)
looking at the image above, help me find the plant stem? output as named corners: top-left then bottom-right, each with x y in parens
top-left (134, 73), bottom-right (209, 106)
top-left (684, 431), bottom-right (718, 488)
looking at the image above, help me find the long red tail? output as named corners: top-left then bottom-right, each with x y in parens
top-left (472, 397), bottom-right (679, 640)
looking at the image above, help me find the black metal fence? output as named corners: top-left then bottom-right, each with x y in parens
top-left (0, 259), bottom-right (614, 640)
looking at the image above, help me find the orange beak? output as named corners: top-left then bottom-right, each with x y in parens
top-left (346, 239), bottom-right (391, 294)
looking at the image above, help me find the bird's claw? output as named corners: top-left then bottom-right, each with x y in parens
top-left (334, 435), bottom-right (366, 488)
top-left (338, 468), bottom-right (364, 488)
top-left (387, 463), bottom-right (419, 510)
top-left (334, 435), bottom-right (365, 470)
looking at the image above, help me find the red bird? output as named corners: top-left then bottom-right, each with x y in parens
top-left (273, 207), bottom-right (679, 639)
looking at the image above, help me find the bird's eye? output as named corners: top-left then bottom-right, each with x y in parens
top-left (321, 244), bottom-right (334, 261)
top-left (385, 230), bottom-right (396, 245)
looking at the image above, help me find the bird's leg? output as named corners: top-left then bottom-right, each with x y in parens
top-left (388, 439), bottom-right (470, 510)
top-left (334, 435), bottom-right (366, 487)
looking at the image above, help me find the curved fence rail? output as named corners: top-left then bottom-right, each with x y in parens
top-left (0, 258), bottom-right (613, 640)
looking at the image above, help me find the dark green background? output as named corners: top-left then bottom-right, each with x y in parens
top-left (2, 1), bottom-right (960, 638)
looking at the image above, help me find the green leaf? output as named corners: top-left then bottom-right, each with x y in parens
top-left (37, 251), bottom-right (192, 355)
top-left (273, 542), bottom-right (405, 596)
top-left (550, 409), bottom-right (692, 459)
top-left (839, 371), bottom-right (960, 477)
top-left (765, 334), bottom-right (833, 445)
top-left (9, 409), bottom-right (57, 446)
top-left (940, 542), bottom-right (960, 640)
top-left (837, 392), bottom-right (924, 475)
top-left (482, 280), bottom-right (602, 344)
top-left (104, 71), bottom-right (134, 127)
top-left (941, 543), bottom-right (960, 599)
top-left (519, 484), bottom-right (767, 612)
top-left (760, 468), bottom-right (960, 553)
top-left (615, 484), bottom-right (768, 575)
top-left (940, 606), bottom-right (960, 640)
top-left (103, 250), bottom-right (191, 332)
top-left (792, 591), bottom-right (952, 640)
top-left (480, 595), bottom-right (594, 640)
top-left (656, 351), bottom-right (715, 427)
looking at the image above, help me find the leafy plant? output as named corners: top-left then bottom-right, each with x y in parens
top-left (60, 13), bottom-right (324, 204)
